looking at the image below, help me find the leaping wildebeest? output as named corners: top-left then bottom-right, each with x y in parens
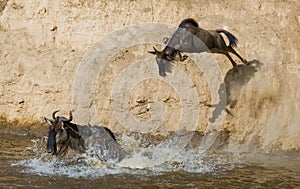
top-left (44, 110), bottom-right (127, 162)
top-left (149, 18), bottom-right (248, 76)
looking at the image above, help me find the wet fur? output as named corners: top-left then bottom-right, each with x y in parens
top-left (45, 111), bottom-right (124, 161)
top-left (55, 121), bottom-right (86, 157)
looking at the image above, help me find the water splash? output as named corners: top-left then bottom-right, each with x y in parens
top-left (12, 133), bottom-right (237, 178)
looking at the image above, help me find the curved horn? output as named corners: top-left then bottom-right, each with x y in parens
top-left (148, 46), bottom-right (161, 55)
top-left (67, 111), bottom-right (73, 122)
top-left (52, 110), bottom-right (60, 120)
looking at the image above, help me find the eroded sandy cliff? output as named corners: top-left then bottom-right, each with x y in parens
top-left (0, 0), bottom-right (299, 152)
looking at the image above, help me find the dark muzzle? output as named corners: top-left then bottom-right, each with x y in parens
top-left (46, 131), bottom-right (57, 155)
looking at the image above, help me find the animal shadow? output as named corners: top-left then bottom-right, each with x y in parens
top-left (208, 60), bottom-right (263, 123)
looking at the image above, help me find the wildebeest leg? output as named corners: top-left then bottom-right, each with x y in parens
top-left (227, 46), bottom-right (248, 64)
top-left (223, 52), bottom-right (237, 67)
top-left (211, 49), bottom-right (237, 67)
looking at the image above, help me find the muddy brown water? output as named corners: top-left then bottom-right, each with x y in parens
top-left (0, 133), bottom-right (299, 189)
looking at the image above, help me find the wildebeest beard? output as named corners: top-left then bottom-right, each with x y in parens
top-left (55, 121), bottom-right (86, 157)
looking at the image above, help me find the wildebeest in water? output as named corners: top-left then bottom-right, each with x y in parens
top-left (149, 18), bottom-right (248, 76)
top-left (44, 110), bottom-right (127, 162)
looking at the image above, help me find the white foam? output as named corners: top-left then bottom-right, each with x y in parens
top-left (12, 134), bottom-right (234, 178)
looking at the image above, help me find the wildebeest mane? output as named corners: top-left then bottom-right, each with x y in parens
top-left (178, 18), bottom-right (199, 28)
top-left (56, 121), bottom-right (86, 157)
top-left (104, 127), bottom-right (117, 141)
top-left (63, 121), bottom-right (82, 140)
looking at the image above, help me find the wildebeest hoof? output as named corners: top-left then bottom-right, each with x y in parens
top-left (231, 63), bottom-right (237, 67)
top-left (242, 59), bottom-right (249, 64)
top-left (232, 66), bottom-right (239, 73)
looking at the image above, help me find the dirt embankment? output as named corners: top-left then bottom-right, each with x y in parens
top-left (0, 0), bottom-right (299, 152)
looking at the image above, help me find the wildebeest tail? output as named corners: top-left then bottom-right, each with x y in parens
top-left (216, 29), bottom-right (238, 47)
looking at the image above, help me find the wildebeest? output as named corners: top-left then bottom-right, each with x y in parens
top-left (44, 110), bottom-right (127, 162)
top-left (149, 18), bottom-right (248, 76)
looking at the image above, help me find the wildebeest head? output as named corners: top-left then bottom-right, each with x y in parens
top-left (149, 18), bottom-right (199, 76)
top-left (44, 110), bottom-right (73, 155)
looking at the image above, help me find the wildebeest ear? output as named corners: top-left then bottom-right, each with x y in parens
top-left (44, 117), bottom-right (53, 125)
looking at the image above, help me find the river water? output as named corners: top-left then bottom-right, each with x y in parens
top-left (1, 133), bottom-right (299, 188)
